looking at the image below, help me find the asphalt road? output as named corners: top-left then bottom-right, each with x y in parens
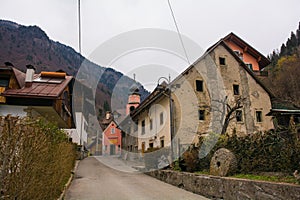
top-left (65, 156), bottom-right (209, 200)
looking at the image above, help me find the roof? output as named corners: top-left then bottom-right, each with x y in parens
top-left (102, 120), bottom-right (121, 133)
top-left (0, 65), bottom-right (26, 88)
top-left (12, 67), bottom-right (26, 88)
top-left (3, 73), bottom-right (73, 99)
top-left (172, 37), bottom-right (274, 99)
top-left (223, 32), bottom-right (271, 70)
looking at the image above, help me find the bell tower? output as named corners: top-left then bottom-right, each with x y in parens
top-left (126, 81), bottom-right (141, 115)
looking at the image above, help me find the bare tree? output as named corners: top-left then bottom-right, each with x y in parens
top-left (221, 96), bottom-right (246, 135)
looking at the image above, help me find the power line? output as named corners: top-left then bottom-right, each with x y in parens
top-left (78, 0), bottom-right (82, 54)
top-left (167, 0), bottom-right (190, 65)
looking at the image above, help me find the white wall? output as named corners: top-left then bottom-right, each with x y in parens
top-left (0, 105), bottom-right (28, 117)
top-left (65, 112), bottom-right (88, 145)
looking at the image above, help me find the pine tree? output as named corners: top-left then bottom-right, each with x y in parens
top-left (297, 22), bottom-right (300, 46)
top-left (290, 31), bottom-right (297, 47)
top-left (280, 43), bottom-right (287, 57)
top-left (286, 38), bottom-right (294, 56)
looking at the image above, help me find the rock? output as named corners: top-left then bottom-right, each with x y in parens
top-left (210, 148), bottom-right (237, 176)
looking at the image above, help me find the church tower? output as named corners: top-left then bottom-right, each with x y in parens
top-left (126, 84), bottom-right (141, 115)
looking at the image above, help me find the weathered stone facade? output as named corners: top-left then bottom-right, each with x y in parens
top-left (121, 34), bottom-right (274, 160)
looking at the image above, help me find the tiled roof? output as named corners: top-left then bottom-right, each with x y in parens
top-left (3, 75), bottom-right (73, 99)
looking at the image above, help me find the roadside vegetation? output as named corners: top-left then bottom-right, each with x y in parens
top-left (173, 127), bottom-right (300, 184)
top-left (0, 115), bottom-right (76, 200)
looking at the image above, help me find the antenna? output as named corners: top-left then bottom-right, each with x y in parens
top-left (133, 73), bottom-right (136, 82)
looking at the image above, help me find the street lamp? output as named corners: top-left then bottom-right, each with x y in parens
top-left (157, 76), bottom-right (174, 163)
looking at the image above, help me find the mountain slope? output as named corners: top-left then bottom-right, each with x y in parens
top-left (264, 22), bottom-right (300, 107)
top-left (0, 19), bottom-right (149, 117)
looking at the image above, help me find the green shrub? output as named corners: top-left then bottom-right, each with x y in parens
top-left (177, 129), bottom-right (300, 174)
top-left (0, 116), bottom-right (76, 200)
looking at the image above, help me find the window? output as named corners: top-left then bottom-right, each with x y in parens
top-left (246, 63), bottom-right (253, 71)
top-left (234, 50), bottom-right (243, 60)
top-left (149, 142), bottom-right (154, 149)
top-left (150, 119), bottom-right (153, 130)
top-left (141, 120), bottom-right (145, 135)
top-left (233, 84), bottom-right (240, 95)
top-left (219, 57), bottom-right (226, 65)
top-left (196, 80), bottom-right (203, 92)
top-left (130, 106), bottom-right (135, 112)
top-left (160, 112), bottom-right (164, 125)
top-left (236, 110), bottom-right (243, 122)
top-left (105, 145), bottom-right (107, 151)
top-left (198, 110), bottom-right (205, 121)
top-left (111, 127), bottom-right (115, 134)
top-left (256, 111), bottom-right (262, 122)
top-left (160, 138), bottom-right (165, 148)
top-left (0, 76), bottom-right (10, 87)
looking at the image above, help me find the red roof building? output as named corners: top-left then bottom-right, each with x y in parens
top-left (102, 120), bottom-right (122, 156)
top-left (0, 63), bottom-right (74, 128)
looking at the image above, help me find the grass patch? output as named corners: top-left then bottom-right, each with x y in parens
top-left (231, 174), bottom-right (298, 184)
top-left (195, 170), bottom-right (210, 175)
top-left (193, 171), bottom-right (298, 184)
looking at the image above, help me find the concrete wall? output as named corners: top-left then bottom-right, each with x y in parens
top-left (146, 170), bottom-right (300, 200)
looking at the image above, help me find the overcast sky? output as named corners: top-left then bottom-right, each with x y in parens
top-left (1, 0), bottom-right (300, 91)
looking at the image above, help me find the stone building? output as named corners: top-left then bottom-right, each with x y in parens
top-left (120, 33), bottom-right (274, 160)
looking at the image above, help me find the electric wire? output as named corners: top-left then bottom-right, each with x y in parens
top-left (167, 0), bottom-right (191, 65)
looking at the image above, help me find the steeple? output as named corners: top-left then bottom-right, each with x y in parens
top-left (126, 75), bottom-right (141, 115)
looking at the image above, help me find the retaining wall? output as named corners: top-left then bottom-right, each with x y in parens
top-left (146, 170), bottom-right (300, 200)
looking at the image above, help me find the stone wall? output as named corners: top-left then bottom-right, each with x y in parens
top-left (146, 170), bottom-right (300, 200)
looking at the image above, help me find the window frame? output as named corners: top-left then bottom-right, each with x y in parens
top-left (198, 109), bottom-right (205, 121)
top-left (233, 84), bottom-right (240, 95)
top-left (0, 76), bottom-right (10, 87)
top-left (219, 57), bottom-right (226, 65)
top-left (160, 138), bottom-right (164, 148)
top-left (236, 110), bottom-right (243, 122)
top-left (150, 119), bottom-right (153, 130)
top-left (256, 111), bottom-right (263, 123)
top-left (141, 120), bottom-right (145, 135)
top-left (195, 80), bottom-right (203, 92)
top-left (246, 63), bottom-right (253, 71)
top-left (111, 127), bottom-right (115, 134)
top-left (160, 112), bottom-right (164, 125)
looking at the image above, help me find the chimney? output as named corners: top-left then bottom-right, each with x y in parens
top-left (25, 65), bottom-right (35, 87)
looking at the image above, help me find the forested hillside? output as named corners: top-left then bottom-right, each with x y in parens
top-left (265, 22), bottom-right (300, 107)
top-left (0, 20), bottom-right (149, 118)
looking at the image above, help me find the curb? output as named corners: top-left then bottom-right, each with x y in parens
top-left (58, 160), bottom-right (80, 200)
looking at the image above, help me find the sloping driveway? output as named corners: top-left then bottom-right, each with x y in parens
top-left (65, 156), bottom-right (209, 200)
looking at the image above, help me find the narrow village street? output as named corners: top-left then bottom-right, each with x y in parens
top-left (65, 157), bottom-right (209, 200)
